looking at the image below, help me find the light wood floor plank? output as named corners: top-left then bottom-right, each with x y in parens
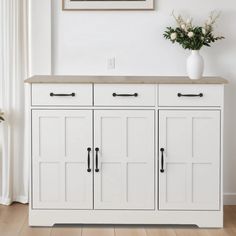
top-left (224, 205), bottom-right (236, 213)
top-left (0, 222), bottom-right (17, 236)
top-left (146, 228), bottom-right (177, 236)
top-left (204, 229), bottom-right (236, 236)
top-left (51, 226), bottom-right (82, 236)
top-left (82, 226), bottom-right (114, 236)
top-left (224, 208), bottom-right (236, 228)
top-left (18, 216), bottom-right (52, 236)
top-left (0, 203), bottom-right (27, 236)
top-left (174, 229), bottom-right (210, 236)
top-left (0, 203), bottom-right (27, 223)
top-left (115, 227), bottom-right (147, 236)
top-left (0, 204), bottom-right (7, 220)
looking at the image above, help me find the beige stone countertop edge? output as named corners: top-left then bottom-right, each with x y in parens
top-left (25, 76), bottom-right (228, 84)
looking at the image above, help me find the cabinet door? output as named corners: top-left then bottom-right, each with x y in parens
top-left (32, 110), bottom-right (93, 209)
top-left (94, 110), bottom-right (155, 210)
top-left (159, 110), bottom-right (220, 210)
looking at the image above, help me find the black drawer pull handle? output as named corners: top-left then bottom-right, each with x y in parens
top-left (50, 93), bottom-right (75, 97)
top-left (95, 148), bottom-right (99, 173)
top-left (177, 93), bottom-right (203, 97)
top-left (160, 148), bottom-right (165, 173)
top-left (112, 93), bottom-right (138, 97)
top-left (87, 148), bottom-right (92, 173)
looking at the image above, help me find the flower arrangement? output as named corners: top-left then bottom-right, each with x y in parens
top-left (163, 11), bottom-right (224, 50)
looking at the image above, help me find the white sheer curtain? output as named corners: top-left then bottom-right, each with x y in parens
top-left (0, 0), bottom-right (28, 205)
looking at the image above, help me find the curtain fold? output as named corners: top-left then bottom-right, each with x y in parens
top-left (0, 0), bottom-right (28, 205)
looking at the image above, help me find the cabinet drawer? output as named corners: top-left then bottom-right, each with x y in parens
top-left (159, 85), bottom-right (223, 107)
top-left (94, 84), bottom-right (156, 106)
top-left (32, 84), bottom-right (93, 106)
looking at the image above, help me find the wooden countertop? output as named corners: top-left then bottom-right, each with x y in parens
top-left (25, 76), bottom-right (228, 84)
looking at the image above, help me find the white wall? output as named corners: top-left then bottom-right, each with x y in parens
top-left (30, 0), bottom-right (236, 204)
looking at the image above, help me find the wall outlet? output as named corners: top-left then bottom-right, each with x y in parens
top-left (107, 57), bottom-right (116, 70)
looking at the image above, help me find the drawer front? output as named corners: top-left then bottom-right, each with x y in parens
top-left (159, 85), bottom-right (223, 107)
top-left (32, 84), bottom-right (93, 106)
top-left (94, 84), bottom-right (156, 106)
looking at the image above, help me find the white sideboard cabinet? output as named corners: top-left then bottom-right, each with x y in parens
top-left (25, 76), bottom-right (227, 228)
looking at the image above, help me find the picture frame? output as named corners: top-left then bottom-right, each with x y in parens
top-left (62, 0), bottom-right (154, 10)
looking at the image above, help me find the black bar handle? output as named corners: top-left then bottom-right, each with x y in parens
top-left (95, 148), bottom-right (99, 173)
top-left (113, 93), bottom-right (138, 97)
top-left (177, 93), bottom-right (203, 97)
top-left (160, 148), bottom-right (165, 173)
top-left (87, 148), bottom-right (92, 173)
top-left (50, 92), bottom-right (75, 97)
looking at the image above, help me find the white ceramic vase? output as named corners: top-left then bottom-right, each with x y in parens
top-left (186, 50), bottom-right (204, 80)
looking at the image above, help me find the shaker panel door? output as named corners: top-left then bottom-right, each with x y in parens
top-left (94, 110), bottom-right (155, 210)
top-left (159, 110), bottom-right (220, 210)
top-left (32, 110), bottom-right (93, 209)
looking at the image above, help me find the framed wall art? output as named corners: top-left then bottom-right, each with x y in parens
top-left (62, 0), bottom-right (154, 10)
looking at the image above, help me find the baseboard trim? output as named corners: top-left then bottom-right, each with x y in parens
top-left (224, 193), bottom-right (236, 205)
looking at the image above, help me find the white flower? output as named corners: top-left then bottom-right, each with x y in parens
top-left (181, 24), bottom-right (186, 30)
top-left (202, 28), bottom-right (206, 35)
top-left (170, 32), bottom-right (177, 40)
top-left (188, 32), bottom-right (194, 38)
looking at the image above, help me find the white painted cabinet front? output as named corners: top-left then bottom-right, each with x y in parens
top-left (32, 110), bottom-right (93, 209)
top-left (27, 82), bottom-right (224, 227)
top-left (159, 110), bottom-right (220, 210)
top-left (32, 109), bottom-right (155, 210)
top-left (94, 110), bottom-right (155, 210)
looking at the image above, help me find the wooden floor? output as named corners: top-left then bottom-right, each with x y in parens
top-left (0, 204), bottom-right (236, 236)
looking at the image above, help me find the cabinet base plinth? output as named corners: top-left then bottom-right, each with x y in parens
top-left (29, 209), bottom-right (223, 228)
